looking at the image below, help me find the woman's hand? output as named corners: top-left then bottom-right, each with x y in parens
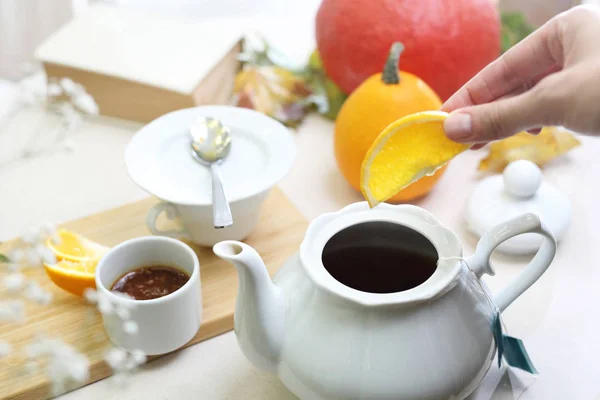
top-left (442, 5), bottom-right (600, 147)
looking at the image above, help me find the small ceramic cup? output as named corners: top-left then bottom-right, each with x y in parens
top-left (146, 190), bottom-right (268, 247)
top-left (95, 236), bottom-right (202, 356)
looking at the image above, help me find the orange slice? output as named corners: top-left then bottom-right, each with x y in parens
top-left (360, 111), bottom-right (469, 207)
top-left (43, 229), bottom-right (109, 296)
top-left (45, 229), bottom-right (109, 262)
top-left (43, 259), bottom-right (98, 297)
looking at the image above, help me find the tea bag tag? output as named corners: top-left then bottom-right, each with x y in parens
top-left (492, 311), bottom-right (538, 374)
top-left (503, 336), bottom-right (539, 375)
top-left (492, 312), bottom-right (504, 367)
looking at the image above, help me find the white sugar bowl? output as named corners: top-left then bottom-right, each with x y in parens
top-left (466, 160), bottom-right (571, 255)
top-left (125, 106), bottom-right (296, 246)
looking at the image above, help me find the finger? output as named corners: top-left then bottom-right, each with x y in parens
top-left (470, 143), bottom-right (487, 150)
top-left (444, 89), bottom-right (558, 143)
top-left (441, 17), bottom-right (563, 112)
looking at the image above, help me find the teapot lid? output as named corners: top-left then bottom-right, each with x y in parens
top-left (465, 160), bottom-right (570, 255)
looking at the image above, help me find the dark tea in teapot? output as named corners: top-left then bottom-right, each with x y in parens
top-left (321, 221), bottom-right (438, 294)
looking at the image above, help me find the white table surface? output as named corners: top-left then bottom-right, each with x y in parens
top-left (2, 12), bottom-right (600, 400)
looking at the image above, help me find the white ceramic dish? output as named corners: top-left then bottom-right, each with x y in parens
top-left (125, 106), bottom-right (296, 246)
top-left (95, 236), bottom-right (202, 356)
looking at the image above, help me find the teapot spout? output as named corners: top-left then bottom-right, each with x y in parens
top-left (213, 241), bottom-right (286, 373)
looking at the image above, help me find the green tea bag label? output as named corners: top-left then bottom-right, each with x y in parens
top-left (502, 336), bottom-right (539, 375)
top-left (492, 312), bottom-right (504, 367)
top-left (492, 311), bottom-right (538, 374)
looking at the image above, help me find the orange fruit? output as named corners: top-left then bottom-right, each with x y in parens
top-left (46, 229), bottom-right (109, 262)
top-left (334, 42), bottom-right (447, 202)
top-left (43, 229), bottom-right (109, 296)
top-left (43, 259), bottom-right (98, 297)
top-left (315, 0), bottom-right (501, 100)
top-left (361, 111), bottom-right (469, 207)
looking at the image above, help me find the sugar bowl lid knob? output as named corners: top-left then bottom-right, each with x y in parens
top-left (503, 160), bottom-right (542, 198)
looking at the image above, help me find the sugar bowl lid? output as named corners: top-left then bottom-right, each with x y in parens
top-left (465, 160), bottom-right (571, 255)
top-left (125, 106), bottom-right (296, 206)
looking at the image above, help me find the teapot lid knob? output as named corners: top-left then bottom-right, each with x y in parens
top-left (503, 160), bottom-right (542, 198)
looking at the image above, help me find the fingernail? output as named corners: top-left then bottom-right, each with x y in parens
top-left (526, 127), bottom-right (542, 134)
top-left (444, 113), bottom-right (472, 141)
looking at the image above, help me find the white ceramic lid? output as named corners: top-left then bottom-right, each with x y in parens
top-left (125, 106), bottom-right (296, 206)
top-left (465, 160), bottom-right (571, 255)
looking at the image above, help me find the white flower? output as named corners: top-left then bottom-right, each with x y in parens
top-left (26, 248), bottom-right (41, 266)
top-left (104, 347), bottom-right (127, 370)
top-left (40, 248), bottom-right (57, 265)
top-left (97, 295), bottom-right (114, 315)
top-left (60, 104), bottom-right (83, 132)
top-left (72, 93), bottom-right (99, 115)
top-left (17, 74), bottom-right (46, 106)
top-left (8, 248), bottom-right (24, 263)
top-left (22, 227), bottom-right (41, 244)
top-left (26, 282), bottom-right (53, 305)
top-left (59, 78), bottom-right (84, 96)
top-left (131, 349), bottom-right (146, 366)
top-left (36, 244), bottom-right (56, 265)
top-left (25, 337), bottom-right (50, 358)
top-left (123, 357), bottom-right (137, 371)
top-left (50, 232), bottom-right (62, 245)
top-left (3, 273), bottom-right (25, 292)
top-left (47, 343), bottom-right (90, 395)
top-left (26, 337), bottom-right (90, 394)
top-left (115, 305), bottom-right (131, 320)
top-left (104, 347), bottom-right (146, 375)
top-left (0, 300), bottom-right (26, 322)
top-left (41, 222), bottom-right (57, 236)
top-left (83, 288), bottom-right (98, 304)
top-left (0, 340), bottom-right (12, 358)
top-left (123, 321), bottom-right (138, 335)
top-left (47, 83), bottom-right (62, 97)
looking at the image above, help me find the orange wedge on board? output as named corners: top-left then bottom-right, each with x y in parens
top-left (43, 229), bottom-right (109, 296)
top-left (43, 259), bottom-right (98, 297)
top-left (360, 111), bottom-right (469, 207)
top-left (45, 229), bottom-right (109, 262)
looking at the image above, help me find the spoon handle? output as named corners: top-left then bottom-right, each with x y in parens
top-left (210, 163), bottom-right (233, 228)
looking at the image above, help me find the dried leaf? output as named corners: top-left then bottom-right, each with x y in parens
top-left (305, 50), bottom-right (347, 120)
top-left (501, 11), bottom-right (535, 53)
top-left (478, 126), bottom-right (581, 172)
top-left (233, 65), bottom-right (313, 127)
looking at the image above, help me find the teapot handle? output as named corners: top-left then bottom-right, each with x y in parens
top-left (466, 213), bottom-right (557, 312)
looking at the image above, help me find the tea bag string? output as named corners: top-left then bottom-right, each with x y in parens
top-left (437, 256), bottom-right (506, 333)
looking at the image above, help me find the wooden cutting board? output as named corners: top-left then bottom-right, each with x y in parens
top-left (0, 187), bottom-right (308, 400)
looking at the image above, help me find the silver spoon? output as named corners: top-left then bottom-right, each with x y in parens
top-left (189, 116), bottom-right (233, 229)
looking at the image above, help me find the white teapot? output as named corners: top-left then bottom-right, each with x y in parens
top-left (213, 202), bottom-right (556, 400)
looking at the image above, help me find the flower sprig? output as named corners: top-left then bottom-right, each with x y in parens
top-left (0, 63), bottom-right (99, 169)
top-left (0, 224), bottom-right (146, 396)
